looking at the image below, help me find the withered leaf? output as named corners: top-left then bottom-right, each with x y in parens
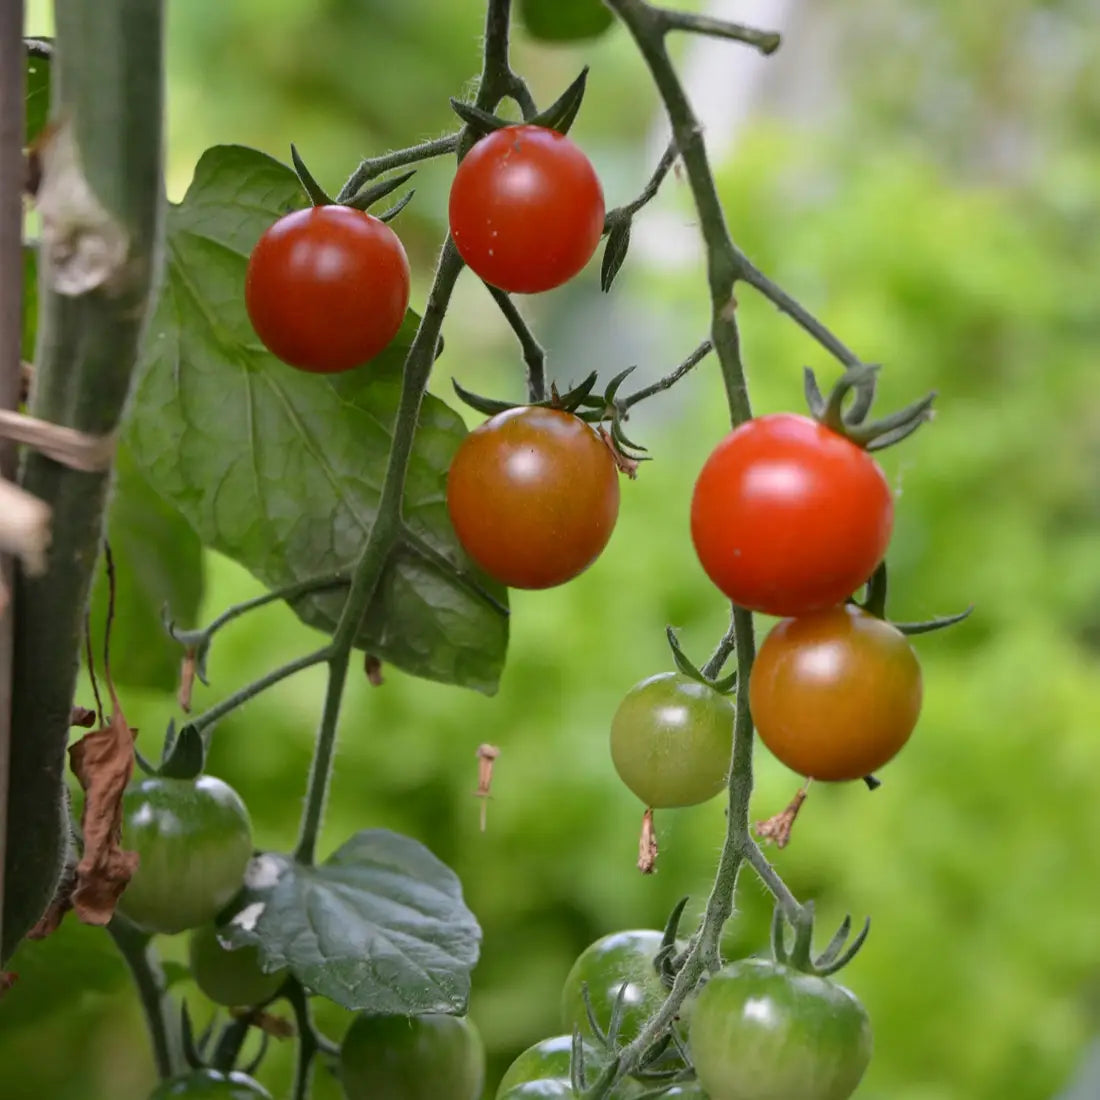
top-left (68, 710), bottom-right (139, 925)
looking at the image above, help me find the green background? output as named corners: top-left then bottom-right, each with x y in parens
top-left (4, 1), bottom-right (1100, 1098)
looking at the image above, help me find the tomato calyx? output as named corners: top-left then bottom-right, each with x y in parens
top-left (159, 719), bottom-right (205, 780)
top-left (289, 143), bottom-right (416, 222)
top-left (804, 362), bottom-right (936, 451)
top-left (850, 561), bottom-right (974, 637)
top-left (450, 67), bottom-right (590, 141)
top-left (771, 901), bottom-right (871, 978)
top-left (664, 627), bottom-right (737, 696)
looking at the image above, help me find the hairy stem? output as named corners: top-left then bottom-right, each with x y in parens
top-left (336, 133), bottom-right (459, 204)
top-left (484, 283), bottom-right (547, 402)
top-left (620, 338), bottom-right (712, 411)
top-left (3, 0), bottom-right (166, 964)
top-left (0, 0), bottom-right (26, 965)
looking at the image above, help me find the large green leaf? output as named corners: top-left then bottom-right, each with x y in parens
top-left (223, 830), bottom-right (481, 1014)
top-left (89, 445), bottom-right (205, 693)
top-left (127, 145), bottom-right (508, 693)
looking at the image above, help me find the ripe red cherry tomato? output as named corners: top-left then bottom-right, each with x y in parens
top-left (749, 604), bottom-right (923, 781)
top-left (245, 205), bottom-right (410, 373)
top-left (448, 125), bottom-right (605, 293)
top-left (446, 406), bottom-right (619, 589)
top-left (690, 414), bottom-right (893, 617)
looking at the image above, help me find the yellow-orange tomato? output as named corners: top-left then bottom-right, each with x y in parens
top-left (446, 406), bottom-right (619, 590)
top-left (749, 605), bottom-right (922, 781)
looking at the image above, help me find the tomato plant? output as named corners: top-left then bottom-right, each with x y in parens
top-left (118, 776), bottom-right (253, 935)
top-left (496, 1035), bottom-right (645, 1098)
top-left (689, 958), bottom-right (872, 1100)
top-left (446, 406), bottom-right (620, 589)
top-left (690, 414), bottom-right (893, 617)
top-left (245, 205), bottom-right (410, 373)
top-left (561, 930), bottom-right (683, 1045)
top-left (148, 1070), bottom-right (273, 1099)
top-left (338, 1013), bottom-right (484, 1100)
top-left (750, 604), bottom-right (923, 781)
top-left (610, 672), bottom-right (735, 808)
top-left (188, 923), bottom-right (285, 1007)
top-left (448, 125), bottom-right (605, 293)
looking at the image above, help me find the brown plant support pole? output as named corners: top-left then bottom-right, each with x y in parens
top-left (0, 0), bottom-right (27, 966)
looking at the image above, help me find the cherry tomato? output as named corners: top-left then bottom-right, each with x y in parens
top-left (245, 205), bottom-right (410, 373)
top-left (689, 958), bottom-right (872, 1100)
top-left (561, 930), bottom-right (683, 1046)
top-left (446, 406), bottom-right (619, 589)
top-left (118, 776), bottom-right (253, 935)
top-left (690, 414), bottom-right (893, 617)
top-left (610, 673), bottom-right (735, 808)
top-left (188, 922), bottom-right (285, 1007)
top-left (339, 1013), bottom-right (484, 1100)
top-left (148, 1070), bottom-right (272, 1099)
top-left (496, 1035), bottom-right (645, 1099)
top-left (449, 125), bottom-right (605, 293)
top-left (518, 0), bottom-right (615, 41)
top-left (750, 604), bottom-right (922, 781)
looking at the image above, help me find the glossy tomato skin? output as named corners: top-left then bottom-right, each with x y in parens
top-left (148, 1070), bottom-right (272, 1099)
top-left (691, 414), bottom-right (893, 617)
top-left (449, 125), bottom-right (605, 293)
top-left (750, 604), bottom-right (922, 781)
top-left (689, 958), bottom-right (872, 1100)
top-left (118, 776), bottom-right (253, 935)
top-left (245, 205), bottom-right (410, 373)
top-left (446, 406), bottom-right (619, 589)
top-left (561, 930), bottom-right (686, 1046)
top-left (189, 922), bottom-right (285, 1007)
top-left (339, 1013), bottom-right (484, 1100)
top-left (496, 1035), bottom-right (644, 1099)
top-left (610, 673), bottom-right (735, 808)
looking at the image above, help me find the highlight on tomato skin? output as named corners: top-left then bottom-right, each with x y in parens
top-left (690, 413), bottom-right (894, 618)
top-left (749, 604), bottom-right (923, 782)
top-left (445, 405), bottom-right (620, 590)
top-left (245, 204), bottom-right (411, 374)
top-left (448, 124), bottom-right (606, 294)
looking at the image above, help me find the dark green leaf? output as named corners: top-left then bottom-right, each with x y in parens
top-left (24, 40), bottom-right (51, 144)
top-left (601, 219), bottom-right (632, 292)
top-left (127, 145), bottom-right (508, 694)
top-left (222, 830), bottom-right (481, 1015)
top-left (90, 444), bottom-right (205, 692)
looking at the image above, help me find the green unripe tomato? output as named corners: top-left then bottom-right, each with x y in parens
top-left (496, 1035), bottom-right (645, 1098)
top-left (188, 923), bottom-right (285, 1007)
top-left (611, 673), bottom-right (735, 808)
top-left (562, 930), bottom-right (682, 1045)
top-left (339, 1012), bottom-right (484, 1100)
top-left (517, 0), bottom-right (615, 42)
top-left (119, 776), bottom-right (253, 935)
top-left (148, 1069), bottom-right (272, 1099)
top-left (689, 959), bottom-right (872, 1100)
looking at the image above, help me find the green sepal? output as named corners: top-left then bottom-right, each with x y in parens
top-left (551, 370), bottom-right (600, 412)
top-left (180, 1001), bottom-right (206, 1070)
top-left (893, 606), bottom-right (974, 635)
top-left (771, 903), bottom-right (871, 977)
top-left (863, 774), bottom-right (882, 791)
top-left (529, 67), bottom-right (589, 134)
top-left (158, 721), bottom-right (206, 780)
top-left (450, 378), bottom-right (517, 418)
top-left (571, 1026), bottom-right (589, 1093)
top-left (341, 169), bottom-right (416, 213)
top-left (802, 366), bottom-right (826, 419)
top-left (601, 217), bottom-right (632, 292)
top-left (448, 98), bottom-right (508, 138)
top-left (602, 366), bottom-right (637, 406)
top-left (289, 143), bottom-right (333, 207)
top-left (162, 606), bottom-right (211, 686)
top-left (664, 627), bottom-right (733, 692)
top-left (579, 981), bottom-right (608, 1045)
top-left (374, 189), bottom-right (415, 224)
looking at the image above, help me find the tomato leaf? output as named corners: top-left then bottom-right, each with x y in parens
top-left (223, 830), bottom-right (481, 1015)
top-left (90, 444), bottom-right (205, 693)
top-left (601, 218), bottom-right (631, 292)
top-left (127, 145), bottom-right (508, 694)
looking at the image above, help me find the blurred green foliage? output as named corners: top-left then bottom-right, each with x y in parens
top-left (6, 1), bottom-right (1099, 1099)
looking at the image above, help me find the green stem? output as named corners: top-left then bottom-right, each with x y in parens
top-left (660, 8), bottom-right (781, 55)
top-left (620, 338), bottom-right (712, 412)
top-left (3, 0), bottom-right (166, 964)
top-left (609, 137), bottom-right (678, 224)
top-left (336, 133), bottom-right (460, 204)
top-left (290, 0), bottom-right (521, 869)
top-left (108, 919), bottom-right (182, 1078)
top-left (0, 0), bottom-right (26, 966)
top-left (190, 646), bottom-right (331, 744)
top-left (483, 282), bottom-right (546, 402)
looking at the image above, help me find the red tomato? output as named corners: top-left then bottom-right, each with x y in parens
top-left (245, 205), bottom-right (410, 373)
top-left (749, 605), bottom-right (923, 781)
top-left (446, 406), bottom-right (619, 589)
top-left (448, 125), bottom-right (605, 293)
top-left (690, 414), bottom-right (894, 617)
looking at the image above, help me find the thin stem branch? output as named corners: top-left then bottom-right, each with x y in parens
top-left (659, 8), bottom-right (781, 55)
top-left (701, 604), bottom-right (737, 681)
top-left (608, 137), bottom-right (679, 225)
top-left (620, 338), bottom-right (712, 411)
top-left (336, 133), bottom-right (459, 204)
top-left (189, 647), bottom-right (331, 742)
top-left (483, 283), bottom-right (547, 402)
top-left (108, 919), bottom-right (182, 1078)
top-left (0, 0), bottom-right (26, 964)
